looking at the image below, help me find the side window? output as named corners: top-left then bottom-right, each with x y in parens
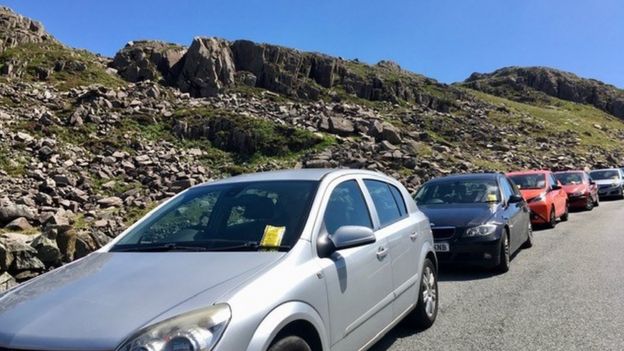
top-left (364, 180), bottom-right (403, 226)
top-left (505, 178), bottom-right (520, 196)
top-left (324, 180), bottom-right (373, 235)
top-left (549, 174), bottom-right (558, 187)
top-left (388, 184), bottom-right (408, 216)
top-left (499, 178), bottom-right (514, 200)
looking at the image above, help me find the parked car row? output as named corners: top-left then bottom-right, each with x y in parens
top-left (0, 167), bottom-right (621, 351)
top-left (414, 167), bottom-right (624, 273)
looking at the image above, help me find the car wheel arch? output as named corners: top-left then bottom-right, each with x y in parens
top-left (270, 319), bottom-right (323, 351)
top-left (425, 250), bottom-right (438, 273)
top-left (245, 301), bottom-right (329, 351)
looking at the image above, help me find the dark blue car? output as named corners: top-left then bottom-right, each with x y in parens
top-left (414, 173), bottom-right (532, 272)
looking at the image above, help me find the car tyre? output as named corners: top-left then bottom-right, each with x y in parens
top-left (268, 336), bottom-right (312, 351)
top-left (585, 197), bottom-right (594, 211)
top-left (547, 206), bottom-right (557, 228)
top-left (410, 258), bottom-right (438, 329)
top-left (560, 202), bottom-right (569, 221)
top-left (523, 222), bottom-right (533, 248)
top-left (496, 231), bottom-right (511, 273)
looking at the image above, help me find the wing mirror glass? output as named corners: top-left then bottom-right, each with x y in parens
top-left (318, 225), bottom-right (376, 258)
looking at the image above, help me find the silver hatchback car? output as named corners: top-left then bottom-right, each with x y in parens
top-left (0, 169), bottom-right (437, 351)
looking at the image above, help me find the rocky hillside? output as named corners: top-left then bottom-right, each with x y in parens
top-left (1, 7), bottom-right (623, 291)
top-left (463, 66), bottom-right (624, 118)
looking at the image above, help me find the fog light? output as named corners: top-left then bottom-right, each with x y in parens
top-left (483, 253), bottom-right (492, 259)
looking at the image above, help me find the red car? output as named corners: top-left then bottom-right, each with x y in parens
top-left (554, 170), bottom-right (599, 211)
top-left (507, 170), bottom-right (569, 228)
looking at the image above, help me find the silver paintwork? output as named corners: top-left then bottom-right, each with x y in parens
top-left (0, 168), bottom-right (435, 351)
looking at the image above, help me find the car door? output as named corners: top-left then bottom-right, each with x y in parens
top-left (316, 178), bottom-right (394, 351)
top-left (499, 176), bottom-right (523, 250)
top-left (551, 173), bottom-right (568, 216)
top-left (362, 178), bottom-right (419, 320)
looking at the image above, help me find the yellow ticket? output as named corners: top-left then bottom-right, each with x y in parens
top-left (487, 194), bottom-right (498, 202)
top-left (260, 225), bottom-right (286, 247)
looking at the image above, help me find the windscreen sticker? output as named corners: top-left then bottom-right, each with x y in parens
top-left (260, 225), bottom-right (286, 247)
top-left (487, 194), bottom-right (498, 202)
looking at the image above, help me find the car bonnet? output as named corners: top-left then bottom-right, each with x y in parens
top-left (0, 251), bottom-right (283, 350)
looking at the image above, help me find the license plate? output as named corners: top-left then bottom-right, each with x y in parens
top-left (434, 242), bottom-right (450, 252)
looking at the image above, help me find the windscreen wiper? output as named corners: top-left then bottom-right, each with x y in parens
top-left (208, 241), bottom-right (291, 252)
top-left (112, 243), bottom-right (208, 252)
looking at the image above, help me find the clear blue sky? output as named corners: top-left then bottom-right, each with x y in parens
top-left (4, 0), bottom-right (624, 88)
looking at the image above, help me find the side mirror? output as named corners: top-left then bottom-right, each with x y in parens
top-left (317, 226), bottom-right (376, 258)
top-left (589, 180), bottom-right (596, 185)
top-left (508, 194), bottom-right (523, 204)
top-left (550, 184), bottom-right (562, 191)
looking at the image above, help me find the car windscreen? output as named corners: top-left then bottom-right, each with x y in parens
top-left (111, 180), bottom-right (318, 252)
top-left (554, 172), bottom-right (583, 185)
top-left (414, 178), bottom-right (500, 205)
top-left (508, 174), bottom-right (546, 189)
top-left (590, 170), bottom-right (620, 180)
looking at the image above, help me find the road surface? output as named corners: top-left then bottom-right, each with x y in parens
top-left (371, 199), bottom-right (624, 351)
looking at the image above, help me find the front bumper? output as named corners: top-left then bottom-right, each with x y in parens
top-left (567, 193), bottom-right (590, 208)
top-left (435, 237), bottom-right (502, 268)
top-left (598, 186), bottom-right (623, 198)
top-left (528, 201), bottom-right (549, 224)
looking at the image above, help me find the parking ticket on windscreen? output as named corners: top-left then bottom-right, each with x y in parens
top-left (260, 225), bottom-right (286, 247)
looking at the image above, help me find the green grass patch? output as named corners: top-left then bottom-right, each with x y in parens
top-left (0, 42), bottom-right (125, 90)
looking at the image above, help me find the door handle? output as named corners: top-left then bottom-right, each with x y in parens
top-left (409, 232), bottom-right (418, 241)
top-left (502, 216), bottom-right (509, 221)
top-left (376, 246), bottom-right (389, 260)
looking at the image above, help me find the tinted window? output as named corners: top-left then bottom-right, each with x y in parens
top-left (324, 180), bottom-right (373, 235)
top-left (415, 178), bottom-right (501, 204)
top-left (364, 180), bottom-right (403, 226)
top-left (113, 181), bottom-right (318, 251)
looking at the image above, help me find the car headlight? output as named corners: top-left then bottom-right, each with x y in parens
top-left (464, 224), bottom-right (497, 237)
top-left (116, 304), bottom-right (231, 351)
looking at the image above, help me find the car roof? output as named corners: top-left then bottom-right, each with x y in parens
top-left (196, 168), bottom-right (394, 186)
top-left (507, 170), bottom-right (550, 176)
top-left (553, 170), bottom-right (585, 174)
top-left (426, 173), bottom-right (501, 183)
top-left (590, 168), bottom-right (621, 172)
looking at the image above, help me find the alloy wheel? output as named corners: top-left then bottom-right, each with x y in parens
top-left (421, 266), bottom-right (437, 318)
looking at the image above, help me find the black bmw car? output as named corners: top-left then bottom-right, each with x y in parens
top-left (414, 173), bottom-right (532, 272)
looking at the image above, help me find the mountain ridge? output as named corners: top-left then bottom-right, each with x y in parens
top-left (462, 66), bottom-right (624, 118)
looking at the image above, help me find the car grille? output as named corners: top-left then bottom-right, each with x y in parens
top-left (431, 226), bottom-right (455, 240)
top-left (598, 184), bottom-right (611, 189)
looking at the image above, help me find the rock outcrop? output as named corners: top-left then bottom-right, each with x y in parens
top-left (110, 37), bottom-right (463, 111)
top-left (111, 40), bottom-right (187, 83)
top-left (0, 6), bottom-right (55, 53)
top-left (463, 67), bottom-right (624, 119)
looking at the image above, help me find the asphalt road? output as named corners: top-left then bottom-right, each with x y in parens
top-left (370, 199), bottom-right (624, 351)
